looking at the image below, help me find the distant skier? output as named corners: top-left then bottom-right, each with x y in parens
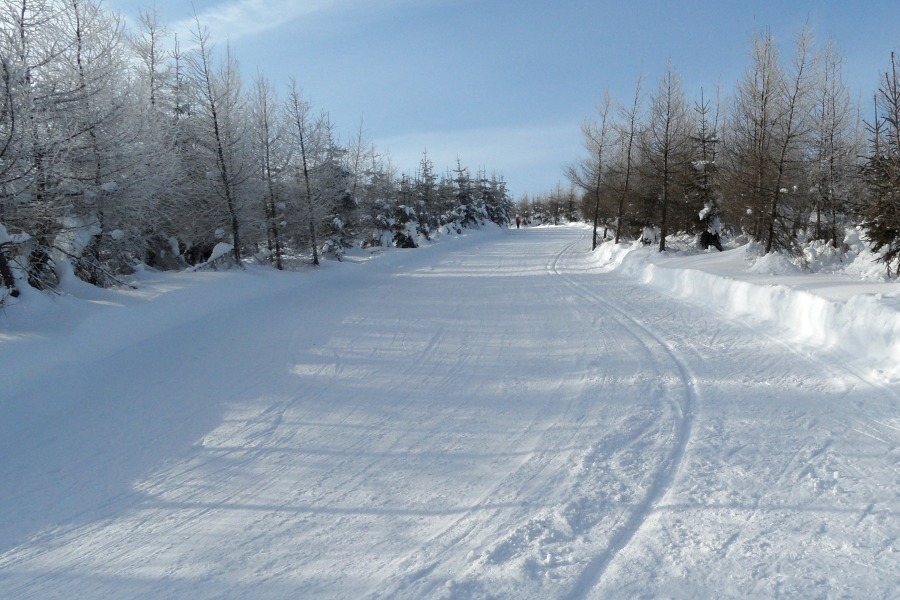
top-left (515, 216), bottom-right (521, 229)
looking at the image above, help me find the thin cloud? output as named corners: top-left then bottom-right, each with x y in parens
top-left (171, 0), bottom-right (430, 44)
top-left (169, 0), bottom-right (327, 42)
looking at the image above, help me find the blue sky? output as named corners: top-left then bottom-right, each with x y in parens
top-left (107, 0), bottom-right (900, 198)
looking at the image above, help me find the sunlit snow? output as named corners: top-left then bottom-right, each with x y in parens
top-left (1, 225), bottom-right (898, 599)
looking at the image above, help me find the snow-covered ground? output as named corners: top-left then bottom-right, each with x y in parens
top-left (1, 225), bottom-right (898, 599)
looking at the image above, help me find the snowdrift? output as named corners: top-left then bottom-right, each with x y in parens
top-left (591, 235), bottom-right (900, 382)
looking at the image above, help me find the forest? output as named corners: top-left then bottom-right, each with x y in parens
top-left (3, 1), bottom-right (900, 308)
top-left (558, 29), bottom-right (900, 273)
top-left (0, 0), bottom-right (513, 303)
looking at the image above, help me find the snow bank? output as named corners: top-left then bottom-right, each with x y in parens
top-left (597, 239), bottom-right (900, 381)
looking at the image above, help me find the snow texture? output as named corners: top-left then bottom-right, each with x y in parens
top-left (1, 225), bottom-right (899, 599)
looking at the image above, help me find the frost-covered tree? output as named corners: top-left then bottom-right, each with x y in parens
top-left (249, 74), bottom-right (289, 268)
top-left (726, 29), bottom-right (814, 255)
top-left (61, 0), bottom-right (165, 284)
top-left (861, 52), bottom-right (900, 275)
top-left (478, 172), bottom-right (512, 227)
top-left (810, 38), bottom-right (860, 247)
top-left (413, 150), bottom-right (438, 236)
top-left (1, 0), bottom-right (77, 288)
top-left (689, 88), bottom-right (724, 249)
top-left (0, 0), bottom-right (144, 287)
top-left (186, 21), bottom-right (249, 265)
top-left (451, 159), bottom-right (482, 228)
top-left (336, 120), bottom-right (373, 244)
top-left (311, 116), bottom-right (357, 257)
top-left (286, 82), bottom-right (322, 265)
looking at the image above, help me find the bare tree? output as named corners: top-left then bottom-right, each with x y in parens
top-left (612, 75), bottom-right (643, 244)
top-left (810, 37), bottom-right (860, 247)
top-left (726, 30), bottom-right (783, 242)
top-left (762, 28), bottom-right (814, 254)
top-left (0, 50), bottom-right (19, 294)
top-left (250, 73), bottom-right (288, 269)
top-left (567, 91), bottom-right (613, 250)
top-left (286, 81), bottom-right (319, 265)
top-left (130, 6), bottom-right (169, 109)
top-left (726, 29), bottom-right (814, 254)
top-left (186, 19), bottom-right (247, 265)
top-left (641, 64), bottom-right (691, 251)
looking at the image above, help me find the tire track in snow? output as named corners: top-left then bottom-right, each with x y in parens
top-left (546, 231), bottom-right (700, 598)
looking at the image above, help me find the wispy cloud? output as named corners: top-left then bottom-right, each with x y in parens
top-left (169, 0), bottom-right (328, 42)
top-left (170, 0), bottom-right (425, 44)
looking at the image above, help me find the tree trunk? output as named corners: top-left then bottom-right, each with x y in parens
top-left (0, 244), bottom-right (18, 297)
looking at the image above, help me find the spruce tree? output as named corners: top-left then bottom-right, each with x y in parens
top-left (862, 53), bottom-right (900, 275)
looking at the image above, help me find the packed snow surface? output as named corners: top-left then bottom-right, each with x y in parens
top-left (2, 225), bottom-right (899, 598)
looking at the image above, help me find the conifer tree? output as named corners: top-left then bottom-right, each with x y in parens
top-left (862, 52), bottom-right (900, 275)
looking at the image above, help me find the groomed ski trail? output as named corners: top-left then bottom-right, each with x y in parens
top-left (1, 225), bottom-right (898, 599)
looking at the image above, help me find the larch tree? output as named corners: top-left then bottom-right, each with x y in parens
top-left (286, 81), bottom-right (320, 265)
top-left (612, 75), bottom-right (643, 244)
top-left (810, 37), bottom-right (860, 247)
top-left (763, 28), bottom-right (814, 254)
top-left (61, 0), bottom-right (148, 285)
top-left (250, 73), bottom-right (288, 269)
top-left (130, 6), bottom-right (168, 109)
top-left (4, 0), bottom-right (74, 288)
top-left (186, 20), bottom-right (248, 265)
top-left (641, 64), bottom-right (691, 251)
top-left (567, 90), bottom-right (614, 250)
top-left (726, 30), bottom-right (783, 243)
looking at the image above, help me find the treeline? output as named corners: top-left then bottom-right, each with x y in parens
top-left (566, 28), bottom-right (900, 275)
top-left (512, 185), bottom-right (580, 227)
top-left (0, 1), bottom-right (512, 300)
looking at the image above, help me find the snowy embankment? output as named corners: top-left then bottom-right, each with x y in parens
top-left (592, 232), bottom-right (900, 382)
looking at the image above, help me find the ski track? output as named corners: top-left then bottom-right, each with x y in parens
top-left (576, 240), bottom-right (900, 598)
top-left (2, 226), bottom-right (899, 598)
top-left (545, 230), bottom-right (700, 598)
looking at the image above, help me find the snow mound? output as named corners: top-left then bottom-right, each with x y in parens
top-left (597, 236), bottom-right (900, 381)
top-left (748, 251), bottom-right (800, 275)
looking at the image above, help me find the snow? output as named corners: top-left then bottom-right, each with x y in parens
top-left (1, 225), bottom-right (899, 598)
top-left (208, 242), bottom-right (234, 262)
top-left (597, 232), bottom-right (900, 382)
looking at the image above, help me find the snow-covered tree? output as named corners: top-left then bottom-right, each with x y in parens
top-left (726, 29), bottom-right (814, 255)
top-left (809, 38), bottom-right (861, 247)
top-left (689, 88), bottom-right (724, 249)
top-left (249, 74), bottom-right (289, 268)
top-left (286, 82), bottom-right (322, 265)
top-left (861, 52), bottom-right (900, 275)
top-left (186, 21), bottom-right (249, 265)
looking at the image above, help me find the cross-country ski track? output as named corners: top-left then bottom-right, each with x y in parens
top-left (1, 225), bottom-right (898, 598)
